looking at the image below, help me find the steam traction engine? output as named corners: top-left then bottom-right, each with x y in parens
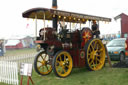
top-left (22, 8), bottom-right (111, 78)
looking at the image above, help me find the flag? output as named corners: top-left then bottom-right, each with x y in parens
top-left (26, 23), bottom-right (29, 28)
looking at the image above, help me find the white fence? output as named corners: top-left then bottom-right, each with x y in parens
top-left (0, 53), bottom-right (36, 85)
top-left (0, 61), bottom-right (18, 85)
top-left (0, 53), bottom-right (36, 69)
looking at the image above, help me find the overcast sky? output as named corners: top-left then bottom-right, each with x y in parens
top-left (0, 0), bottom-right (128, 39)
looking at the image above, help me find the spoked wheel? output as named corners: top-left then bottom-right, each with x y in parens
top-left (85, 38), bottom-right (105, 71)
top-left (52, 51), bottom-right (73, 78)
top-left (34, 51), bottom-right (52, 76)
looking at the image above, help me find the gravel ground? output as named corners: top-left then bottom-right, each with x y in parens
top-left (112, 60), bottom-right (128, 68)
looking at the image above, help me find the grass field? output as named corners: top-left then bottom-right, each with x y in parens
top-left (4, 48), bottom-right (36, 56)
top-left (1, 49), bottom-right (128, 85)
top-left (20, 67), bottom-right (128, 85)
top-left (1, 66), bottom-right (128, 85)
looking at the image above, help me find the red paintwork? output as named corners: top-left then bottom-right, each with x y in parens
top-left (81, 28), bottom-right (93, 48)
top-left (125, 37), bottom-right (128, 51)
top-left (125, 38), bottom-right (128, 56)
top-left (35, 40), bottom-right (43, 43)
top-left (36, 27), bottom-right (89, 68)
top-left (119, 13), bottom-right (128, 38)
top-left (79, 50), bottom-right (86, 67)
top-left (45, 40), bottom-right (62, 48)
top-left (39, 27), bottom-right (56, 40)
top-left (67, 49), bottom-right (85, 68)
top-left (6, 42), bottom-right (23, 50)
top-left (125, 52), bottom-right (128, 56)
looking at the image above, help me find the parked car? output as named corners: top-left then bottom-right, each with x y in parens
top-left (106, 38), bottom-right (127, 62)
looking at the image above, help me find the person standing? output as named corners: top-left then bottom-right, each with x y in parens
top-left (0, 40), bottom-right (4, 56)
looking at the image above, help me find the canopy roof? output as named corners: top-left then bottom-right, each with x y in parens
top-left (22, 7), bottom-right (111, 23)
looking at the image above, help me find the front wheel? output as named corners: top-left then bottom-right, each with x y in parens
top-left (34, 51), bottom-right (52, 76)
top-left (52, 51), bottom-right (73, 78)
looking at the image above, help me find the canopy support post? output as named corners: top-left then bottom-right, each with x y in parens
top-left (89, 20), bottom-right (91, 28)
top-left (98, 21), bottom-right (99, 28)
top-left (35, 14), bottom-right (37, 40)
top-left (43, 12), bottom-right (46, 41)
top-left (80, 22), bottom-right (81, 30)
top-left (70, 22), bottom-right (71, 32)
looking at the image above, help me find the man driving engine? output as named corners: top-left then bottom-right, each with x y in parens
top-left (91, 20), bottom-right (100, 38)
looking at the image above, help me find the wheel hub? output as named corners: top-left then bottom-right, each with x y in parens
top-left (91, 51), bottom-right (97, 60)
top-left (42, 61), bottom-right (46, 65)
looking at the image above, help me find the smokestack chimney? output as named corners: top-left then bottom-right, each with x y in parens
top-left (52, 0), bottom-right (58, 9)
top-left (52, 0), bottom-right (58, 31)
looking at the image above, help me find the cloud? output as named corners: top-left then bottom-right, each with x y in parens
top-left (0, 0), bottom-right (127, 39)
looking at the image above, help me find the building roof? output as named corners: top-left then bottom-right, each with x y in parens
top-left (114, 13), bottom-right (128, 20)
top-left (5, 40), bottom-right (20, 46)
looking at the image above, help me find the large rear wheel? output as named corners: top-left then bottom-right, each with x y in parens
top-left (34, 51), bottom-right (52, 76)
top-left (85, 38), bottom-right (105, 71)
top-left (52, 51), bottom-right (73, 78)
